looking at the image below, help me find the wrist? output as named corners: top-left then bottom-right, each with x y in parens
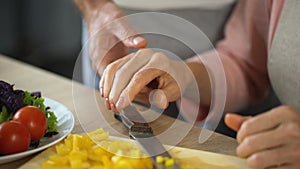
top-left (74, 0), bottom-right (125, 37)
top-left (169, 61), bottom-right (195, 95)
top-left (73, 0), bottom-right (111, 21)
top-left (185, 62), bottom-right (211, 105)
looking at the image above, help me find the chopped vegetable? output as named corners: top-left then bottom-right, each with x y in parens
top-left (156, 156), bottom-right (164, 164)
top-left (42, 128), bottom-right (198, 169)
top-left (43, 128), bottom-right (154, 169)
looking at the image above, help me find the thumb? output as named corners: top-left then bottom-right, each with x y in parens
top-left (109, 17), bottom-right (147, 48)
top-left (124, 35), bottom-right (148, 48)
top-left (149, 89), bottom-right (169, 109)
top-left (225, 113), bottom-right (251, 131)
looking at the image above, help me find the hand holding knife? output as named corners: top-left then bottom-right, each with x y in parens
top-left (115, 105), bottom-right (181, 169)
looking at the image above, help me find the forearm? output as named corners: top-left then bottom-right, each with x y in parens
top-left (72, 0), bottom-right (118, 25)
top-left (72, 0), bottom-right (110, 15)
top-left (185, 50), bottom-right (254, 113)
top-left (181, 61), bottom-right (211, 106)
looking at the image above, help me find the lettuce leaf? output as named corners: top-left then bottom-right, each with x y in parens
top-left (0, 106), bottom-right (12, 124)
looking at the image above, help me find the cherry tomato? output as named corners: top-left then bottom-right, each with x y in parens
top-left (13, 106), bottom-right (47, 141)
top-left (0, 121), bottom-right (31, 155)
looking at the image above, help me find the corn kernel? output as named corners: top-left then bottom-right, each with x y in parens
top-left (56, 144), bottom-right (71, 156)
top-left (115, 159), bottom-right (133, 169)
top-left (164, 157), bottom-right (170, 162)
top-left (111, 155), bottom-right (122, 163)
top-left (156, 156), bottom-right (164, 164)
top-left (165, 158), bottom-right (175, 167)
top-left (70, 158), bottom-right (82, 169)
top-left (69, 150), bottom-right (88, 160)
top-left (82, 161), bottom-right (90, 168)
top-left (49, 155), bottom-right (68, 165)
top-left (42, 160), bottom-right (55, 169)
top-left (89, 165), bottom-right (103, 169)
top-left (72, 134), bottom-right (83, 151)
top-left (93, 147), bottom-right (108, 156)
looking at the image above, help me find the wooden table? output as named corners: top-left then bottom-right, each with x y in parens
top-left (0, 55), bottom-right (238, 168)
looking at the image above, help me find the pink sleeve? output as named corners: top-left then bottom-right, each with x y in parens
top-left (180, 0), bottom-right (271, 122)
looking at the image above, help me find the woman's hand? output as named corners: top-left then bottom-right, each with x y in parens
top-left (225, 106), bottom-right (300, 169)
top-left (99, 49), bottom-right (193, 113)
top-left (73, 0), bottom-right (147, 76)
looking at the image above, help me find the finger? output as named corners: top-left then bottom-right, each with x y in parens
top-left (150, 74), bottom-right (181, 109)
top-left (99, 79), bottom-right (105, 98)
top-left (246, 145), bottom-right (298, 169)
top-left (149, 86), bottom-right (179, 109)
top-left (105, 97), bottom-right (111, 110)
top-left (108, 49), bottom-right (153, 104)
top-left (237, 126), bottom-right (287, 158)
top-left (102, 54), bottom-right (132, 98)
top-left (115, 52), bottom-right (178, 111)
top-left (101, 55), bottom-right (129, 110)
top-left (149, 89), bottom-right (169, 109)
top-left (224, 113), bottom-right (251, 131)
top-left (115, 68), bottom-right (164, 111)
top-left (115, 52), bottom-right (175, 111)
top-left (276, 165), bottom-right (300, 169)
top-left (134, 92), bottom-right (151, 105)
top-left (110, 103), bottom-right (118, 113)
top-left (237, 106), bottom-right (297, 143)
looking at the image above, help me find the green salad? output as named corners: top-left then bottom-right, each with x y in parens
top-left (0, 80), bottom-right (58, 134)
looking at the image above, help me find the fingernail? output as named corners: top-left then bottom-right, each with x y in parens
top-left (133, 36), bottom-right (145, 46)
top-left (105, 98), bottom-right (111, 110)
top-left (110, 103), bottom-right (117, 113)
top-left (100, 87), bottom-right (104, 97)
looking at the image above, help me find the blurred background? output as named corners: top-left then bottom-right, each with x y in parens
top-left (0, 0), bottom-right (235, 81)
top-left (0, 0), bottom-right (82, 79)
top-left (0, 0), bottom-right (281, 137)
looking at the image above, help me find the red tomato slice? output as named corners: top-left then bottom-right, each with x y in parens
top-left (0, 121), bottom-right (31, 155)
top-left (13, 106), bottom-right (47, 141)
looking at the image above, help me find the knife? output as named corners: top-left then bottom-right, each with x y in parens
top-left (115, 105), bottom-right (181, 169)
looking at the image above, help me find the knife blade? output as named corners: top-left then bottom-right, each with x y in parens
top-left (115, 105), bottom-right (181, 169)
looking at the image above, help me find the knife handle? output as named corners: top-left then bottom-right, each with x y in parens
top-left (115, 112), bottom-right (136, 130)
top-left (114, 114), bottom-right (122, 122)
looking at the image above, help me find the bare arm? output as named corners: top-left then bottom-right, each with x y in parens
top-left (72, 0), bottom-right (147, 76)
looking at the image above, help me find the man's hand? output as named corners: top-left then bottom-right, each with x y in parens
top-left (225, 106), bottom-right (300, 169)
top-left (73, 0), bottom-right (147, 76)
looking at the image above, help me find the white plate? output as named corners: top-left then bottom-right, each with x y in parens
top-left (0, 98), bottom-right (75, 164)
